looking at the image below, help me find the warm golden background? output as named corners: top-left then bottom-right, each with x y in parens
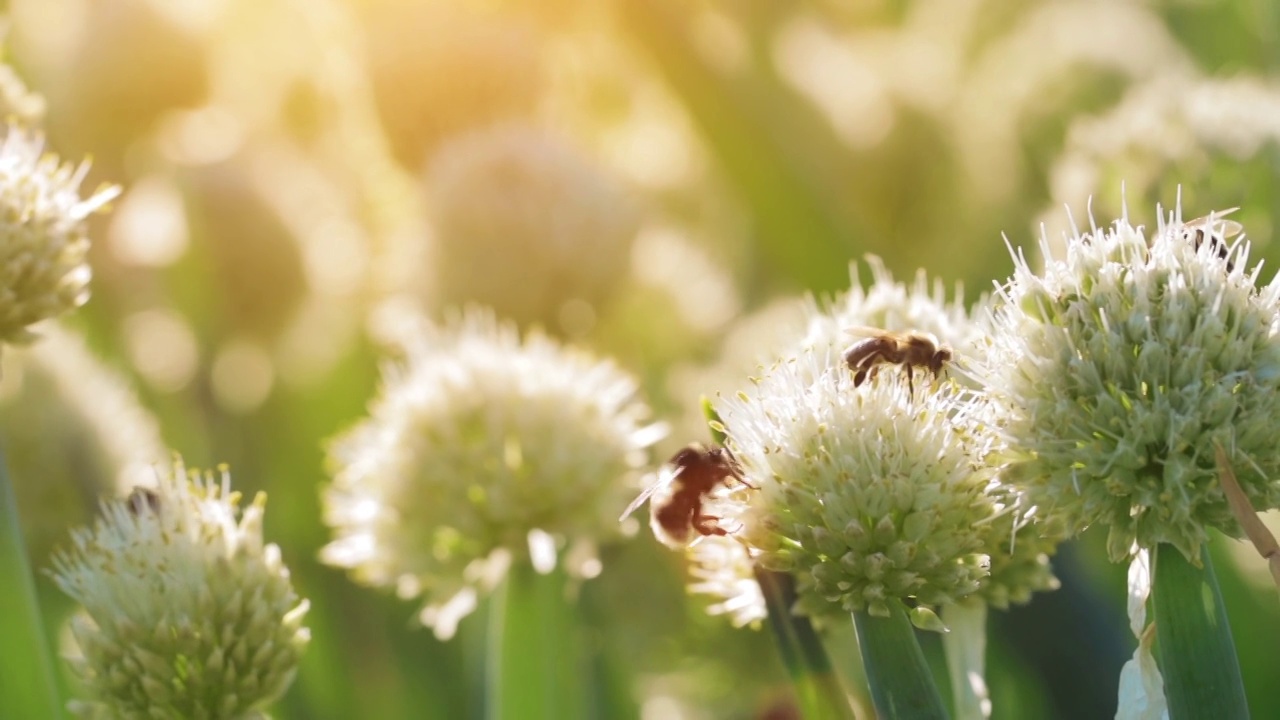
top-left (5, 0), bottom-right (1280, 717)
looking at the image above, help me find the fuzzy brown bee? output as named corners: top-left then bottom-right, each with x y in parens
top-left (842, 328), bottom-right (952, 394)
top-left (619, 442), bottom-right (752, 548)
top-left (1181, 208), bottom-right (1244, 271)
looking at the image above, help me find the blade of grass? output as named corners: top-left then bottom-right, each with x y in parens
top-left (853, 602), bottom-right (949, 720)
top-left (486, 562), bottom-right (582, 720)
top-left (0, 447), bottom-right (63, 719)
top-left (1152, 543), bottom-right (1248, 720)
top-left (756, 568), bottom-right (855, 720)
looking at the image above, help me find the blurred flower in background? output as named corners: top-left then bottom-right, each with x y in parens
top-left (362, 1), bottom-right (545, 170)
top-left (1042, 74), bottom-right (1280, 251)
top-left (321, 309), bottom-right (663, 639)
top-left (12, 0), bottom-right (211, 171)
top-left (424, 124), bottom-right (641, 337)
top-left (0, 51), bottom-right (45, 125)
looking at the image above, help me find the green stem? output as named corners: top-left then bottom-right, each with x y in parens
top-left (0, 447), bottom-right (63, 719)
top-left (1152, 543), bottom-right (1249, 720)
top-left (941, 600), bottom-right (989, 720)
top-left (755, 568), bottom-right (855, 720)
top-left (486, 563), bottom-right (581, 720)
top-left (853, 603), bottom-right (949, 720)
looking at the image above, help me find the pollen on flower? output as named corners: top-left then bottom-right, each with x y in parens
top-left (980, 202), bottom-right (1280, 562)
top-left (320, 308), bottom-right (663, 639)
top-left (48, 459), bottom-right (309, 719)
top-left (0, 124), bottom-right (120, 348)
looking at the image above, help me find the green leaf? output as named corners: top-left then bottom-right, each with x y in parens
top-left (1152, 543), bottom-right (1249, 720)
top-left (0, 448), bottom-right (63, 719)
top-left (486, 562), bottom-right (584, 720)
top-left (853, 601), bottom-right (949, 720)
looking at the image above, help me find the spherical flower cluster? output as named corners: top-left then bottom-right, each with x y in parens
top-left (0, 125), bottom-right (119, 348)
top-left (980, 205), bottom-right (1280, 562)
top-left (1, 325), bottom-right (165, 563)
top-left (49, 460), bottom-right (309, 719)
top-left (713, 348), bottom-right (1001, 622)
top-left (425, 124), bottom-right (639, 333)
top-left (321, 310), bottom-right (662, 639)
top-left (686, 260), bottom-right (1058, 623)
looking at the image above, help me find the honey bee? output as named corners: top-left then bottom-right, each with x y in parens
top-left (842, 328), bottom-right (952, 394)
top-left (619, 442), bottom-right (753, 548)
top-left (1181, 208), bottom-right (1244, 271)
top-left (126, 486), bottom-right (161, 515)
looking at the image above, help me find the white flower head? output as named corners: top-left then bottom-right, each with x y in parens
top-left (687, 259), bottom-right (1057, 624)
top-left (981, 202), bottom-right (1280, 561)
top-left (713, 348), bottom-right (1000, 622)
top-left (321, 308), bottom-right (662, 638)
top-left (49, 460), bottom-right (309, 719)
top-left (0, 125), bottom-right (119, 347)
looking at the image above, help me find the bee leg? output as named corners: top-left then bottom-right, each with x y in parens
top-left (693, 515), bottom-right (729, 537)
top-left (853, 367), bottom-right (869, 386)
top-left (906, 365), bottom-right (915, 395)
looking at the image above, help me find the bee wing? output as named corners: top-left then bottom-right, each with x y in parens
top-left (1213, 218), bottom-right (1245, 239)
top-left (619, 464), bottom-right (685, 522)
top-left (843, 325), bottom-right (884, 339)
top-left (1186, 208), bottom-right (1244, 238)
